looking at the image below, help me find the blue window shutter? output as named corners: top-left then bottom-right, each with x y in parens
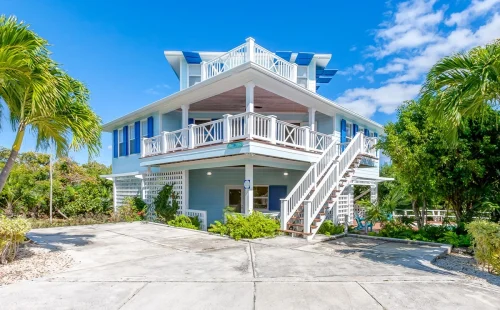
top-left (188, 118), bottom-right (194, 125)
top-left (340, 119), bottom-right (346, 143)
top-left (134, 121), bottom-right (140, 154)
top-left (123, 126), bottom-right (129, 156)
top-left (374, 132), bottom-right (378, 137)
top-left (113, 130), bottom-right (118, 158)
top-left (147, 116), bottom-right (154, 138)
top-left (353, 124), bottom-right (358, 136)
top-left (364, 128), bottom-right (369, 136)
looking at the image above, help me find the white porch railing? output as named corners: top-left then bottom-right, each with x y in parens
top-left (201, 38), bottom-right (297, 84)
top-left (176, 209), bottom-right (208, 231)
top-left (142, 112), bottom-right (334, 157)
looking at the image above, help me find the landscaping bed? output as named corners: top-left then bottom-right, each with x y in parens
top-left (0, 241), bottom-right (73, 286)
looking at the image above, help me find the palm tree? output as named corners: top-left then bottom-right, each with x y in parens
top-left (421, 40), bottom-right (500, 142)
top-left (0, 16), bottom-right (101, 193)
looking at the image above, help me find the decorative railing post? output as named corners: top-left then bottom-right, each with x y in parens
top-left (303, 126), bottom-right (310, 151)
top-left (162, 132), bottom-right (168, 154)
top-left (223, 114), bottom-right (231, 143)
top-left (269, 115), bottom-right (277, 144)
top-left (280, 199), bottom-right (288, 230)
top-left (245, 37), bottom-right (255, 63)
top-left (292, 63), bottom-right (298, 83)
top-left (303, 201), bottom-right (311, 234)
top-left (188, 124), bottom-right (195, 149)
top-left (141, 138), bottom-right (146, 157)
top-left (201, 61), bottom-right (207, 81)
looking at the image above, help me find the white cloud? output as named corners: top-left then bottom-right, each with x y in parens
top-left (376, 62), bottom-right (405, 74)
top-left (371, 0), bottom-right (444, 58)
top-left (445, 0), bottom-right (500, 26)
top-left (338, 63), bottom-right (366, 76)
top-left (335, 83), bottom-right (421, 117)
top-left (335, 0), bottom-right (499, 118)
top-left (349, 46), bottom-right (357, 51)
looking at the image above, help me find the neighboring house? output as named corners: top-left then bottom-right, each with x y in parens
top-left (101, 38), bottom-right (389, 238)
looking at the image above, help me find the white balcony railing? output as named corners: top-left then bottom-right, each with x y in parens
top-left (141, 112), bottom-right (335, 158)
top-left (201, 38), bottom-right (297, 84)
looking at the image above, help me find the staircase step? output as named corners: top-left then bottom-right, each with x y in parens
top-left (280, 229), bottom-right (312, 236)
top-left (290, 217), bottom-right (322, 222)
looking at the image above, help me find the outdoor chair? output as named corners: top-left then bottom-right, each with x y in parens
top-left (354, 212), bottom-right (373, 232)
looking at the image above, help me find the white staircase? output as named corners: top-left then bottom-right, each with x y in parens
top-left (280, 132), bottom-right (377, 240)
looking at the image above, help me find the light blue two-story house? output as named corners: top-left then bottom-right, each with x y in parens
top-left (102, 38), bottom-right (386, 239)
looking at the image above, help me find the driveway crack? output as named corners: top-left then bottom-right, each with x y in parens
top-left (117, 282), bottom-right (148, 309)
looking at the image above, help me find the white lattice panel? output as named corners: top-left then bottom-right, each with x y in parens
top-left (115, 176), bottom-right (142, 207)
top-left (143, 171), bottom-right (185, 221)
top-left (337, 194), bottom-right (349, 224)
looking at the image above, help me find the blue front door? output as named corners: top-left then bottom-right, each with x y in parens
top-left (269, 185), bottom-right (287, 211)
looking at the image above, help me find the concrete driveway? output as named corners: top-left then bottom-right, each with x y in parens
top-left (1, 222), bottom-right (499, 309)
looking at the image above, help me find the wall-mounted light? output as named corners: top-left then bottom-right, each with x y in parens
top-left (283, 172), bottom-right (289, 176)
top-left (207, 171), bottom-right (212, 176)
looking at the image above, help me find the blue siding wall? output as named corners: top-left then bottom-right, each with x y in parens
top-left (162, 111), bottom-right (182, 131)
top-left (111, 112), bottom-right (160, 174)
top-left (189, 168), bottom-right (304, 225)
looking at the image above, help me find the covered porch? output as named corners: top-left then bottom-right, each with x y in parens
top-left (156, 155), bottom-right (309, 226)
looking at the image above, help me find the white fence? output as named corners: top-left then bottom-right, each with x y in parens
top-left (201, 38), bottom-right (297, 83)
top-left (176, 209), bottom-right (208, 231)
top-left (142, 112), bottom-right (334, 157)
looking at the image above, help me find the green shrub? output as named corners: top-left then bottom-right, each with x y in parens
top-left (438, 231), bottom-right (471, 247)
top-left (318, 220), bottom-right (345, 236)
top-left (167, 215), bottom-right (200, 230)
top-left (116, 197), bottom-right (142, 222)
top-left (209, 211), bottom-right (280, 240)
top-left (466, 220), bottom-right (500, 274)
top-left (153, 184), bottom-right (179, 222)
top-left (0, 216), bottom-right (31, 264)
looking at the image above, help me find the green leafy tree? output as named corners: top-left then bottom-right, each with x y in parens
top-left (421, 40), bottom-right (500, 142)
top-left (379, 99), bottom-right (500, 224)
top-left (0, 16), bottom-right (102, 193)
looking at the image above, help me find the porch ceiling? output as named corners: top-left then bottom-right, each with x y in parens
top-left (187, 86), bottom-right (308, 113)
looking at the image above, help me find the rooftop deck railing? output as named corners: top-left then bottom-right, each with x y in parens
top-left (201, 38), bottom-right (297, 83)
top-left (141, 112), bottom-right (334, 158)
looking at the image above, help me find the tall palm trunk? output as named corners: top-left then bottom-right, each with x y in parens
top-left (0, 125), bottom-right (25, 193)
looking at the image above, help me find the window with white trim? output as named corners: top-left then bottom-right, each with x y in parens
top-left (188, 64), bottom-right (201, 87)
top-left (141, 119), bottom-right (148, 138)
top-left (253, 186), bottom-right (269, 210)
top-left (297, 66), bottom-right (308, 88)
top-left (129, 124), bottom-right (136, 154)
top-left (118, 128), bottom-right (125, 156)
top-left (346, 122), bottom-right (353, 141)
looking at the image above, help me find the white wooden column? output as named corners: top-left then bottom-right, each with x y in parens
top-left (308, 107), bottom-right (316, 131)
top-left (181, 104), bottom-right (190, 128)
top-left (245, 82), bottom-right (255, 112)
top-left (246, 82), bottom-right (255, 139)
top-left (244, 164), bottom-right (254, 215)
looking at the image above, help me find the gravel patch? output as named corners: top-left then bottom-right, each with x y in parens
top-left (433, 251), bottom-right (500, 287)
top-left (0, 242), bottom-right (73, 286)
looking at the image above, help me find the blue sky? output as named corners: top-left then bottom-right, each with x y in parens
top-left (2, 0), bottom-right (499, 165)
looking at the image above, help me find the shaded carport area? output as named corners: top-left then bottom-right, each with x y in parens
top-left (1, 222), bottom-right (499, 309)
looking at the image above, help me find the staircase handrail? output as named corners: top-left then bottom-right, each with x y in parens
top-left (279, 137), bottom-right (338, 229)
top-left (303, 133), bottom-right (365, 232)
